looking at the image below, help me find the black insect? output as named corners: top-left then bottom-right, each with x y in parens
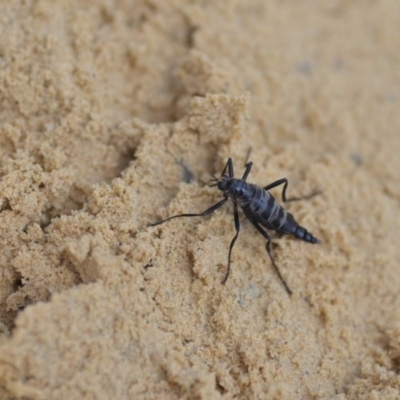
top-left (149, 158), bottom-right (320, 295)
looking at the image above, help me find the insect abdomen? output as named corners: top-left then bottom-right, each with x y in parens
top-left (246, 186), bottom-right (285, 229)
top-left (279, 212), bottom-right (319, 243)
top-left (248, 187), bottom-right (319, 243)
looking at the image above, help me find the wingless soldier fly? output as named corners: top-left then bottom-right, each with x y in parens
top-left (149, 158), bottom-right (320, 295)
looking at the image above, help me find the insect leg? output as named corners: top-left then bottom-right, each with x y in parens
top-left (210, 158), bottom-right (234, 187)
top-left (247, 218), bottom-right (293, 295)
top-left (149, 197), bottom-right (228, 227)
top-left (219, 158), bottom-right (234, 178)
top-left (264, 178), bottom-right (321, 203)
top-left (227, 158), bottom-right (234, 178)
top-left (244, 147), bottom-right (252, 166)
top-left (222, 202), bottom-right (240, 284)
top-left (241, 161), bottom-right (253, 182)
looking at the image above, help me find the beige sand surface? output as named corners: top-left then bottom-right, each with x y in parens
top-left (1, 1), bottom-right (400, 399)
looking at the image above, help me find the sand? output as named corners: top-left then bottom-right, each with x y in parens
top-left (0, 1), bottom-right (400, 399)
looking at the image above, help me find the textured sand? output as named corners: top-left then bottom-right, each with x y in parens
top-left (1, 1), bottom-right (400, 399)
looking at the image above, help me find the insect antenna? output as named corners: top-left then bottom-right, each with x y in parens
top-left (208, 174), bottom-right (219, 187)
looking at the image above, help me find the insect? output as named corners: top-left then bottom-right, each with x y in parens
top-left (149, 158), bottom-right (320, 295)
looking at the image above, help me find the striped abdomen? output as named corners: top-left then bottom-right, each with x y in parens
top-left (242, 185), bottom-right (319, 244)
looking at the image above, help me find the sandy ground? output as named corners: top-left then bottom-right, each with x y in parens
top-left (0, 1), bottom-right (400, 399)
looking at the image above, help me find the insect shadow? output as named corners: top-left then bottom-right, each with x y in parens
top-left (167, 151), bottom-right (196, 184)
top-left (149, 158), bottom-right (321, 295)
